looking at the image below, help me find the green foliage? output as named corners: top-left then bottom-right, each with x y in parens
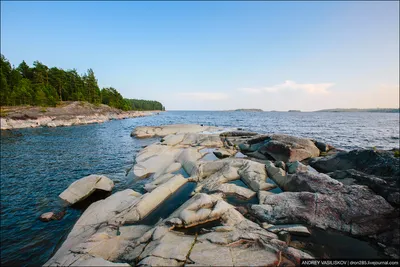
top-left (124, 99), bottom-right (165, 111)
top-left (0, 54), bottom-right (164, 110)
top-left (394, 150), bottom-right (400, 158)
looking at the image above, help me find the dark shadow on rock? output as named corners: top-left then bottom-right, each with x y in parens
top-left (70, 189), bottom-right (112, 210)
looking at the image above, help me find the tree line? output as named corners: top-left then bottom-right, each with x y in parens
top-left (0, 54), bottom-right (165, 111)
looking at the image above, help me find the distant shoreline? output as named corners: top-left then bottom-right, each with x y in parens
top-left (315, 108), bottom-right (399, 113)
top-left (0, 101), bottom-right (160, 130)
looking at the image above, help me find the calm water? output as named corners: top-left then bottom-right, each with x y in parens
top-left (0, 111), bottom-right (399, 266)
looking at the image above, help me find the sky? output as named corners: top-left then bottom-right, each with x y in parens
top-left (1, 1), bottom-right (399, 111)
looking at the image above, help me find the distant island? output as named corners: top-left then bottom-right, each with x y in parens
top-left (234, 109), bottom-right (263, 112)
top-left (288, 110), bottom-right (301, 112)
top-left (316, 108), bottom-right (399, 113)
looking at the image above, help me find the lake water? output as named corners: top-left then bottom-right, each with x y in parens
top-left (1, 111), bottom-right (399, 266)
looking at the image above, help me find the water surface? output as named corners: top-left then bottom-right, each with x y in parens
top-left (1, 111), bottom-right (398, 266)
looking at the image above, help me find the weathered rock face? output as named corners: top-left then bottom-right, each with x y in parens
top-left (309, 149), bottom-right (400, 177)
top-left (241, 134), bottom-right (320, 162)
top-left (59, 175), bottom-right (114, 205)
top-left (131, 124), bottom-right (225, 138)
top-left (45, 189), bottom-right (143, 266)
top-left (133, 133), bottom-right (227, 179)
top-left (111, 174), bottom-right (188, 225)
top-left (253, 165), bottom-right (397, 238)
top-left (328, 169), bottom-right (400, 207)
top-left (191, 158), bottom-right (276, 195)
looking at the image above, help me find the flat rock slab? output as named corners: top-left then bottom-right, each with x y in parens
top-left (131, 124), bottom-right (225, 138)
top-left (45, 189), bottom-right (142, 266)
top-left (59, 175), bottom-right (114, 205)
top-left (214, 183), bottom-right (256, 199)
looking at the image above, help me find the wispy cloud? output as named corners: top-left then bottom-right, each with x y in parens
top-left (177, 92), bottom-right (229, 101)
top-left (238, 80), bottom-right (335, 94)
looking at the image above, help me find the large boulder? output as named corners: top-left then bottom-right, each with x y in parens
top-left (131, 124), bottom-right (224, 138)
top-left (243, 134), bottom-right (320, 162)
top-left (59, 175), bottom-right (114, 205)
top-left (251, 186), bottom-right (395, 236)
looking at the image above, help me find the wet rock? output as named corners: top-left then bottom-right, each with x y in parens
top-left (39, 212), bottom-right (57, 222)
top-left (309, 149), bottom-right (400, 177)
top-left (131, 124), bottom-right (223, 138)
top-left (59, 175), bottom-right (114, 205)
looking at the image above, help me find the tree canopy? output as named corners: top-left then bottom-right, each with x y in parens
top-left (0, 54), bottom-right (165, 111)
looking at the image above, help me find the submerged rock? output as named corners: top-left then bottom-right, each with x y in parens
top-left (59, 175), bottom-right (114, 205)
top-left (39, 211), bottom-right (66, 222)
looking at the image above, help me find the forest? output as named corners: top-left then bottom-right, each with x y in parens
top-left (0, 54), bottom-right (165, 111)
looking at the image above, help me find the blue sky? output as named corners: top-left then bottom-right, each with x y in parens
top-left (1, 1), bottom-right (399, 110)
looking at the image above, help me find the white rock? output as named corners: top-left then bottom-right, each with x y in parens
top-left (59, 175), bottom-right (114, 205)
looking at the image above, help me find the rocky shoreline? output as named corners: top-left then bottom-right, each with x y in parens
top-left (43, 124), bottom-right (399, 266)
top-left (0, 102), bottom-right (157, 130)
